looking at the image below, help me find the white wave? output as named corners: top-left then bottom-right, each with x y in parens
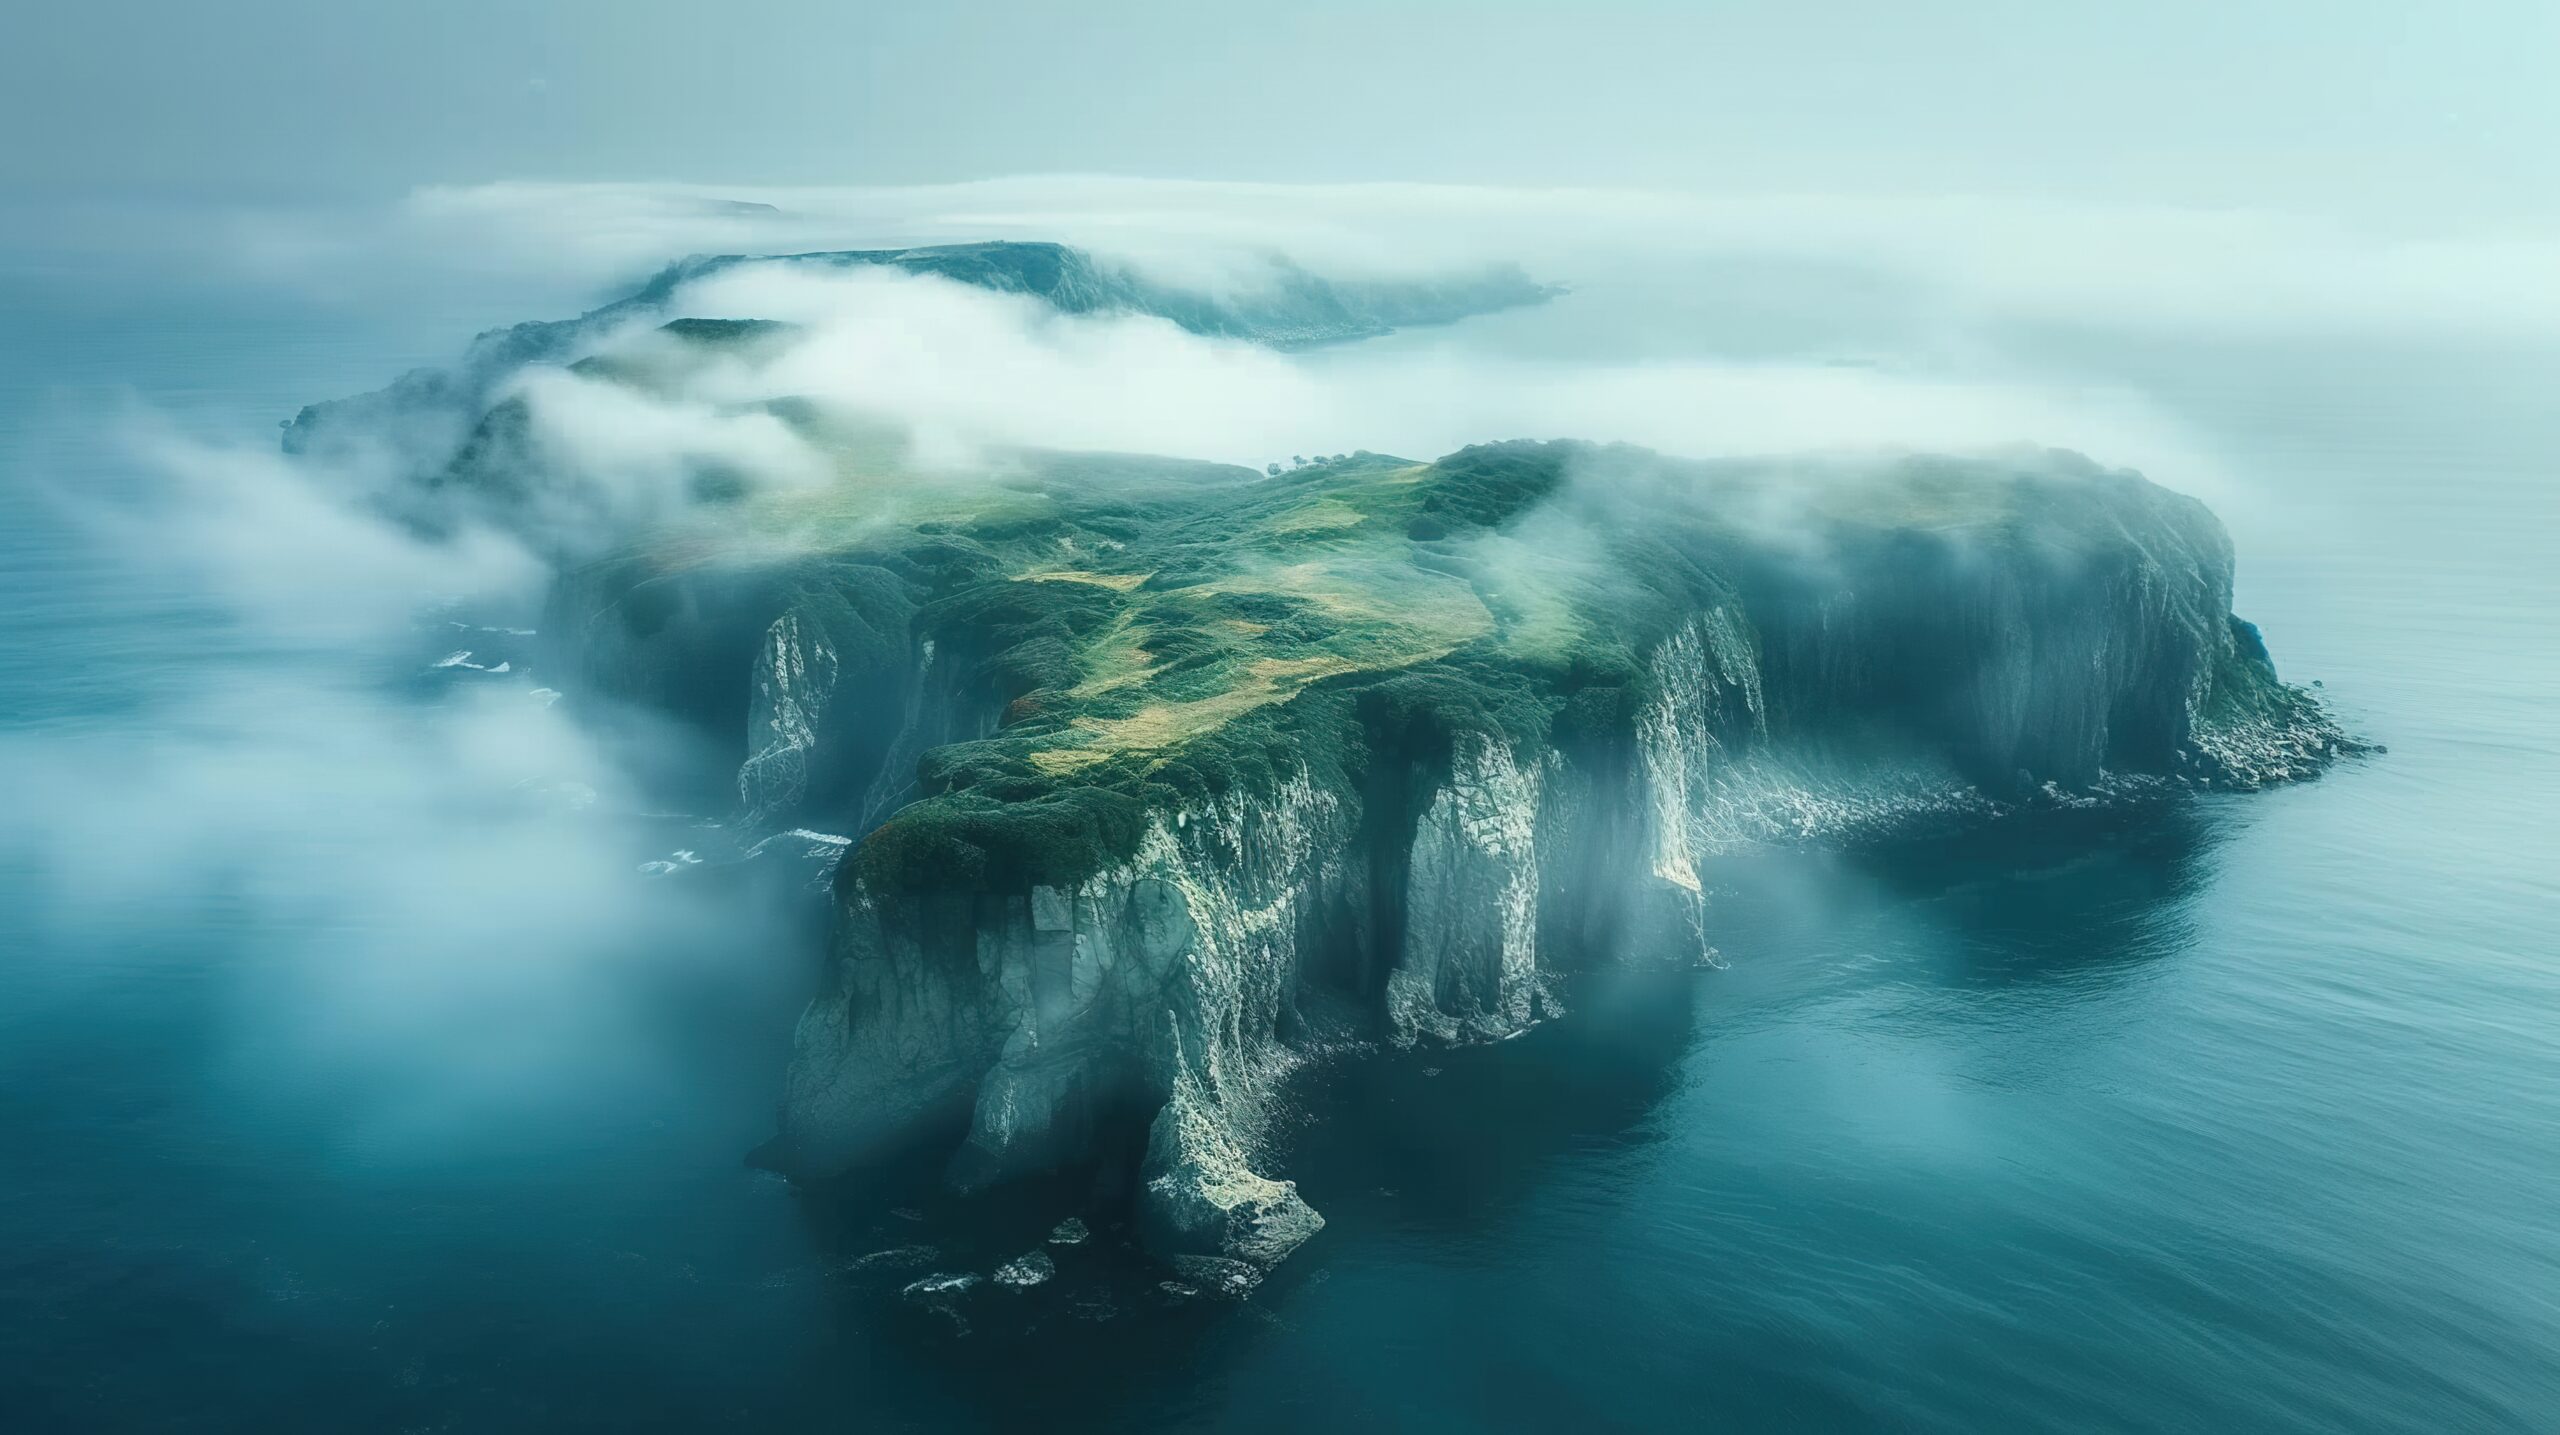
top-left (638, 849), bottom-right (705, 878)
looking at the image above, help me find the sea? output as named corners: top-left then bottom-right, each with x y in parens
top-left (2, 226), bottom-right (2555, 1433)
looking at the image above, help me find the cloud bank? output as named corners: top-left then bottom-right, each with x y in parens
top-left (185, 177), bottom-right (2560, 347)
top-left (729, 263), bottom-right (2192, 484)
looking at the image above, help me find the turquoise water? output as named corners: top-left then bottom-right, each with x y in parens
top-left (3, 257), bottom-right (2556, 1432)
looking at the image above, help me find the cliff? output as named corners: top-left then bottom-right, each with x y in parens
top-left (548, 437), bottom-right (2348, 1274)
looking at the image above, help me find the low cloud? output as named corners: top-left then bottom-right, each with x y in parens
top-left (504, 364), bottom-right (833, 535)
top-left (2, 411), bottom-right (802, 1159)
top-left (627, 260), bottom-right (2226, 500)
top-left (181, 177), bottom-right (2560, 347)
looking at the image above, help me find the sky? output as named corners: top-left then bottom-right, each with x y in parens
top-left (7, 1), bottom-right (2556, 224)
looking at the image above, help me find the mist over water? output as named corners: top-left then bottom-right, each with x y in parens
top-left (3, 189), bottom-right (2558, 1432)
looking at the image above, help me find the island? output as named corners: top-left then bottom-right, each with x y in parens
top-left (287, 241), bottom-right (2351, 1286)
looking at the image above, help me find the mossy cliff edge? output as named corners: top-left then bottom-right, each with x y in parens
top-left (297, 244), bottom-right (2352, 1276)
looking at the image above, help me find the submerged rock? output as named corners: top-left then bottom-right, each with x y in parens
top-left (992, 1252), bottom-right (1056, 1290)
top-left (899, 1272), bottom-right (981, 1303)
top-left (1167, 1255), bottom-right (1264, 1300)
top-left (842, 1244), bottom-right (937, 1275)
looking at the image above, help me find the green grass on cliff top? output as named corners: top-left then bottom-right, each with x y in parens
top-left (640, 397), bottom-right (2166, 779)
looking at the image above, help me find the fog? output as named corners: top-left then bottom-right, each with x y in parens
top-left (5, 45), bottom-right (2556, 1180)
top-left (445, 256), bottom-right (2211, 555)
top-left (0, 402), bottom-right (810, 1159)
top-left (5, 163), bottom-right (2536, 1159)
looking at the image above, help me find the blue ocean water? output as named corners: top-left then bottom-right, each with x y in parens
top-left (2, 251), bottom-right (2556, 1433)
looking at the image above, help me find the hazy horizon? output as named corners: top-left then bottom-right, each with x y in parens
top-left (10, 1), bottom-right (2558, 228)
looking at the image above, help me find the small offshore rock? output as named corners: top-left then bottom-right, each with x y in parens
top-left (1169, 1255), bottom-right (1263, 1299)
top-left (900, 1272), bottom-right (980, 1303)
top-left (992, 1251), bottom-right (1055, 1290)
top-left (1047, 1217), bottom-right (1090, 1246)
top-left (843, 1244), bottom-right (936, 1274)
